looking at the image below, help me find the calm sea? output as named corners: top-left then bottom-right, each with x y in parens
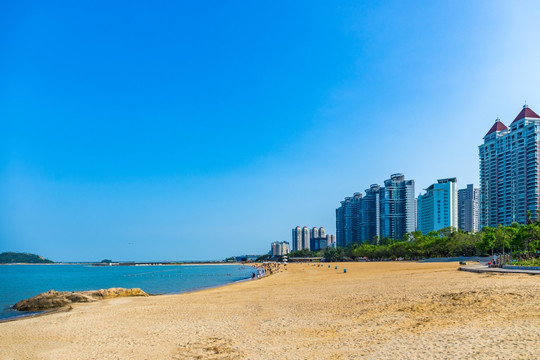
top-left (0, 264), bottom-right (254, 320)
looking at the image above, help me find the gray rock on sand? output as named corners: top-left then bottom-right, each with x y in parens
top-left (13, 288), bottom-right (148, 312)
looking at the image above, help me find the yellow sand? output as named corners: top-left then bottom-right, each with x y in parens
top-left (1, 262), bottom-right (539, 359)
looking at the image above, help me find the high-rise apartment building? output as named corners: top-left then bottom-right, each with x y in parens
top-left (310, 237), bottom-right (328, 251)
top-left (308, 226), bottom-right (333, 251)
top-left (336, 193), bottom-right (363, 247)
top-left (336, 174), bottom-right (415, 245)
top-left (335, 204), bottom-right (345, 247)
top-left (417, 178), bottom-right (458, 234)
top-left (294, 226), bottom-right (334, 251)
top-left (291, 226), bottom-right (310, 251)
top-left (282, 241), bottom-right (290, 255)
top-left (336, 194), bottom-right (360, 247)
top-left (292, 226), bottom-right (302, 252)
top-left (380, 174), bottom-right (416, 240)
top-left (479, 105), bottom-right (540, 227)
top-left (271, 241), bottom-right (281, 257)
top-left (310, 227), bottom-right (319, 240)
top-left (271, 241), bottom-right (290, 257)
top-left (361, 184), bottom-right (381, 243)
top-left (344, 193), bottom-right (362, 245)
top-left (458, 184), bottom-right (479, 232)
top-left (327, 234), bottom-right (336, 246)
top-left (302, 226), bottom-right (309, 250)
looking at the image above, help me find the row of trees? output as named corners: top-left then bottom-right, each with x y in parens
top-left (284, 222), bottom-right (540, 262)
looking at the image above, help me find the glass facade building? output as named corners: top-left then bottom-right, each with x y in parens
top-left (417, 178), bottom-right (458, 234)
top-left (336, 174), bottom-right (416, 245)
top-left (380, 174), bottom-right (416, 240)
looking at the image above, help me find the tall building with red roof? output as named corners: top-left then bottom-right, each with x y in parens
top-left (479, 104), bottom-right (540, 227)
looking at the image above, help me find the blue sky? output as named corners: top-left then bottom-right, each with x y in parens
top-left (2, 1), bottom-right (540, 261)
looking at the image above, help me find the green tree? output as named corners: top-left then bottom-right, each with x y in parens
top-left (256, 254), bottom-right (271, 261)
top-left (479, 228), bottom-right (496, 255)
top-left (288, 249), bottom-right (315, 258)
top-left (323, 247), bottom-right (345, 262)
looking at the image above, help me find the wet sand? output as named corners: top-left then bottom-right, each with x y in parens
top-left (0, 262), bottom-right (538, 359)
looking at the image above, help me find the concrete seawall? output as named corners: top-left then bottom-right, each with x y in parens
top-left (460, 264), bottom-right (540, 275)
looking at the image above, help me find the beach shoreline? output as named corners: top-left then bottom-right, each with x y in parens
top-left (0, 263), bottom-right (264, 323)
top-left (1, 261), bottom-right (538, 359)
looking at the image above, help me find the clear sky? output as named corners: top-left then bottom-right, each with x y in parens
top-left (2, 1), bottom-right (540, 261)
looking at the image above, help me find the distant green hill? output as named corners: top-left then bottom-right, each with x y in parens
top-left (0, 252), bottom-right (54, 264)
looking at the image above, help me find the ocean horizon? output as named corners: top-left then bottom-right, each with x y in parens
top-left (0, 264), bottom-right (255, 320)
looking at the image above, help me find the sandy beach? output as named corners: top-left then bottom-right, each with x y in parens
top-left (1, 262), bottom-right (538, 359)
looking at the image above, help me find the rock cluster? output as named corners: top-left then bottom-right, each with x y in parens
top-left (13, 288), bottom-right (148, 312)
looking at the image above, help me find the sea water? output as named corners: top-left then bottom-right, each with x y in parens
top-left (0, 264), bottom-right (255, 320)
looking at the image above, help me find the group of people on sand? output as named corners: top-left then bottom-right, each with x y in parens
top-left (488, 256), bottom-right (501, 267)
top-left (251, 262), bottom-right (283, 280)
